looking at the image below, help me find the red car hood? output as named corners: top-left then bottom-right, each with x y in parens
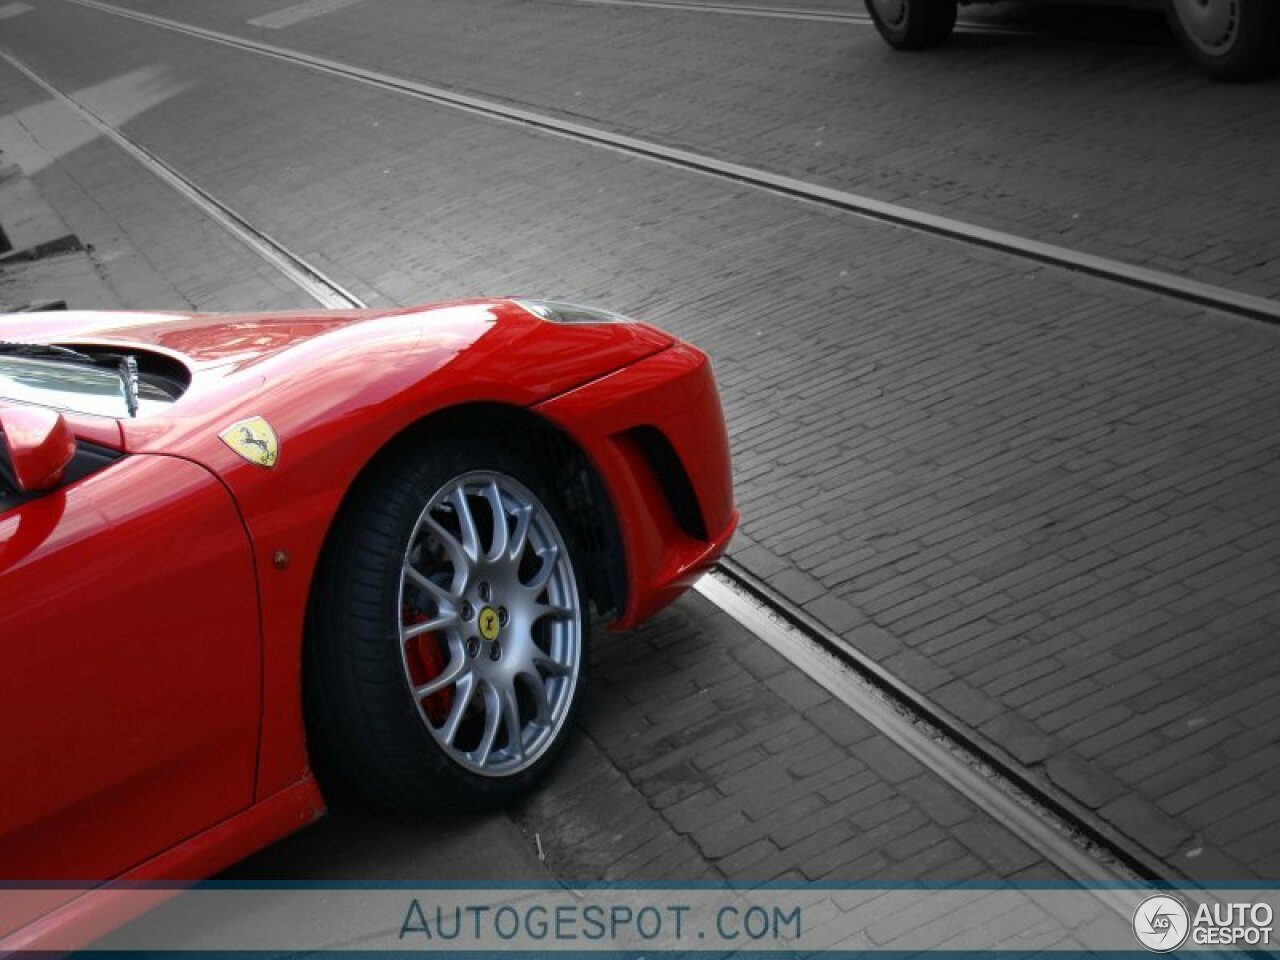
top-left (0, 299), bottom-right (676, 453)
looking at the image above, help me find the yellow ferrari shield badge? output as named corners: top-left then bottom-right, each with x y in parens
top-left (219, 416), bottom-right (279, 468)
top-left (478, 607), bottom-right (501, 642)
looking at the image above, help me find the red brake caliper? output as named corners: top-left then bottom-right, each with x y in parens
top-left (403, 607), bottom-right (454, 725)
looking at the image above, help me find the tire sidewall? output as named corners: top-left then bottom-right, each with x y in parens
top-left (306, 437), bottom-right (590, 809)
top-left (865, 0), bottom-right (913, 45)
top-left (864, 0), bottom-right (958, 50)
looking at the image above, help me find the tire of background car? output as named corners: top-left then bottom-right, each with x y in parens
top-left (1167, 0), bottom-right (1280, 80)
top-left (304, 438), bottom-right (589, 809)
top-left (864, 0), bottom-right (959, 50)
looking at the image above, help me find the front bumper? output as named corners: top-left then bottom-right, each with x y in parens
top-left (534, 342), bottom-right (737, 628)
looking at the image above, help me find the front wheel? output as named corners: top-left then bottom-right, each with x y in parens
top-left (304, 439), bottom-right (589, 809)
top-left (864, 0), bottom-right (958, 50)
top-left (1167, 0), bottom-right (1280, 80)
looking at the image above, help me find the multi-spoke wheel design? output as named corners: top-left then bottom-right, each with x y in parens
top-left (1174, 0), bottom-right (1240, 54)
top-left (1167, 0), bottom-right (1280, 80)
top-left (304, 440), bottom-right (589, 809)
top-left (399, 472), bottom-right (582, 777)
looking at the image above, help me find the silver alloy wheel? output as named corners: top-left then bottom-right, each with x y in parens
top-left (870, 0), bottom-right (907, 28)
top-left (397, 470), bottom-right (582, 777)
top-left (1172, 0), bottom-right (1239, 54)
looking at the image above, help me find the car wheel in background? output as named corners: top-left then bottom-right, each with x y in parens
top-left (305, 439), bottom-right (588, 809)
top-left (1168, 0), bottom-right (1280, 80)
top-left (864, 0), bottom-right (959, 49)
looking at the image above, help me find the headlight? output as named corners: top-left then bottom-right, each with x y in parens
top-left (514, 299), bottom-right (634, 325)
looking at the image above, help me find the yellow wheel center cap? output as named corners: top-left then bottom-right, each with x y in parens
top-left (478, 606), bottom-right (501, 642)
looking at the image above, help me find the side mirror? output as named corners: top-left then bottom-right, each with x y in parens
top-left (0, 406), bottom-right (77, 492)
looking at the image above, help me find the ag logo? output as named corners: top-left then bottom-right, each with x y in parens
top-left (219, 416), bottom-right (279, 468)
top-left (1134, 894), bottom-right (1190, 952)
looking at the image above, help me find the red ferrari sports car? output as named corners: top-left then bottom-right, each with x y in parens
top-left (0, 298), bottom-right (735, 948)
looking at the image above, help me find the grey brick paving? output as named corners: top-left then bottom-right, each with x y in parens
top-left (4, 0), bottom-right (1277, 883)
top-left (87, 0), bottom-right (1280, 302)
top-left (552, 594), bottom-right (1052, 880)
top-left (0, 249), bottom-right (115, 312)
top-left (0, 56), bottom-right (308, 313)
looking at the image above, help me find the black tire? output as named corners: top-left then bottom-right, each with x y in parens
top-left (1167, 0), bottom-right (1280, 81)
top-left (304, 437), bottom-right (590, 810)
top-left (864, 0), bottom-right (958, 50)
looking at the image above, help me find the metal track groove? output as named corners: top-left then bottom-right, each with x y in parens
top-left (702, 559), bottom-right (1179, 887)
top-left (557, 0), bottom-right (1033, 34)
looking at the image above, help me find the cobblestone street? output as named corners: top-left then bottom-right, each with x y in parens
top-left (3, 0), bottom-right (1279, 926)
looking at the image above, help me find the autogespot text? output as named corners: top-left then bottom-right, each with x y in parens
top-left (399, 899), bottom-right (803, 947)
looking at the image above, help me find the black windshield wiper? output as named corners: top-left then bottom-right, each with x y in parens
top-left (0, 341), bottom-right (98, 363)
top-left (119, 354), bottom-right (139, 417)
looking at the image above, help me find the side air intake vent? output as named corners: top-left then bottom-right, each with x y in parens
top-left (625, 425), bottom-right (708, 542)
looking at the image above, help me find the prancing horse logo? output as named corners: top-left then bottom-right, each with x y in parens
top-left (478, 606), bottom-right (501, 642)
top-left (219, 416), bottom-right (279, 468)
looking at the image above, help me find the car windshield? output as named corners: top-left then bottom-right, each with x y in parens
top-left (0, 354), bottom-right (134, 418)
top-left (0, 343), bottom-right (181, 418)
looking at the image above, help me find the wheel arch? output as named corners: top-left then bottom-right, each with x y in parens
top-left (310, 402), bottom-right (629, 627)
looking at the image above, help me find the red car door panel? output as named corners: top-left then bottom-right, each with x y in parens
top-left (0, 454), bottom-right (260, 882)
